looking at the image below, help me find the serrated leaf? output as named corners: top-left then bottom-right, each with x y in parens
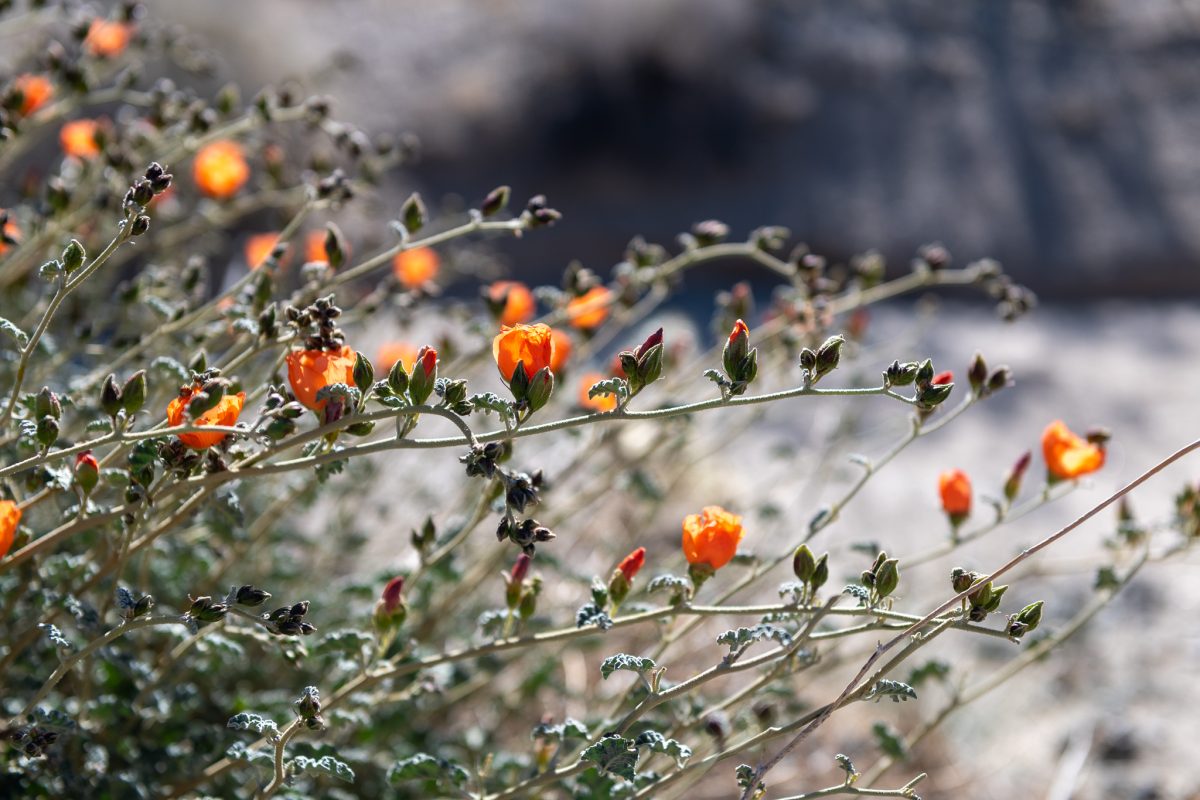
top-left (587, 377), bottom-right (629, 402)
top-left (0, 316), bottom-right (28, 348)
top-left (532, 717), bottom-right (590, 743)
top-left (39, 623), bottom-right (73, 654)
top-left (225, 741), bottom-right (276, 768)
top-left (290, 754), bottom-right (355, 784)
top-left (468, 392), bottom-right (515, 419)
top-left (842, 584), bottom-right (870, 606)
top-left (716, 624), bottom-right (792, 653)
top-left (226, 712), bottom-right (279, 736)
top-left (600, 653), bottom-right (656, 680)
top-left (863, 679), bottom-right (917, 703)
top-left (634, 731), bottom-right (691, 768)
top-left (581, 736), bottom-right (639, 781)
top-left (646, 574), bottom-right (689, 595)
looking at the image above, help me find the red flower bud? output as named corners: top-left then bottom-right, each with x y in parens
top-left (417, 346), bottom-right (437, 377)
top-left (75, 450), bottom-right (99, 471)
top-left (617, 547), bottom-right (646, 581)
top-left (932, 371), bottom-right (954, 386)
top-left (510, 553), bottom-right (532, 584)
top-left (634, 328), bottom-right (664, 361)
top-left (381, 576), bottom-right (405, 613)
top-left (728, 319), bottom-right (750, 345)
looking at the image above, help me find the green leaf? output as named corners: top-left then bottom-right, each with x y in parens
top-left (600, 653), bottom-right (656, 680)
top-left (388, 753), bottom-right (470, 789)
top-left (226, 712), bottom-right (279, 736)
top-left (290, 754), bottom-right (355, 784)
top-left (312, 629), bottom-right (375, 658)
top-left (634, 731), bottom-right (691, 768)
top-left (532, 717), bottom-right (590, 743)
top-left (863, 679), bottom-right (917, 703)
top-left (0, 316), bottom-right (29, 348)
top-left (646, 574), bottom-right (689, 595)
top-left (872, 721), bottom-right (907, 760)
top-left (587, 377), bottom-right (629, 402)
top-left (716, 624), bottom-right (792, 654)
top-left (581, 736), bottom-right (639, 781)
top-left (576, 603), bottom-right (613, 631)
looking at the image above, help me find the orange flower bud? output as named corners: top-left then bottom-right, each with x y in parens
top-left (166, 385), bottom-right (246, 450)
top-left (0, 499), bottom-right (21, 560)
top-left (60, 119), bottom-right (101, 159)
top-left (932, 371), bottom-right (954, 386)
top-left (549, 328), bottom-right (572, 373)
top-left (376, 342), bottom-right (418, 373)
top-left (938, 468), bottom-right (972, 519)
top-left (728, 319), bottom-right (750, 345)
top-left (487, 280), bottom-right (536, 326)
top-left (244, 232), bottom-right (289, 270)
top-left (84, 19), bottom-right (133, 57)
top-left (493, 323), bottom-right (555, 382)
top-left (617, 547), bottom-right (646, 581)
top-left (578, 371), bottom-right (617, 412)
top-left (0, 212), bottom-right (21, 256)
top-left (1042, 420), bottom-right (1106, 480)
top-left (193, 140), bottom-right (249, 199)
top-left (566, 286), bottom-right (611, 329)
top-left (285, 344), bottom-right (357, 411)
top-left (393, 246), bottom-right (439, 288)
top-left (13, 74), bottom-right (53, 117)
top-left (682, 505), bottom-right (744, 570)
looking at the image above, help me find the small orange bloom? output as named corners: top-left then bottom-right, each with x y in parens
top-left (487, 280), bottom-right (536, 327)
top-left (244, 232), bottom-right (289, 270)
top-left (377, 341), bottom-right (419, 372)
top-left (566, 286), bottom-right (612, 330)
top-left (578, 371), bottom-right (617, 413)
top-left (393, 247), bottom-right (439, 288)
top-left (549, 328), bottom-right (572, 373)
top-left (493, 323), bottom-right (556, 382)
top-left (84, 19), bottom-right (133, 57)
top-left (682, 506), bottom-right (744, 570)
top-left (60, 119), bottom-right (101, 159)
top-left (617, 546), bottom-right (646, 581)
top-left (194, 140), bottom-right (249, 199)
top-left (938, 469), bottom-right (972, 517)
top-left (0, 499), bottom-right (20, 560)
top-left (0, 213), bottom-right (20, 256)
top-left (1042, 420), bottom-right (1105, 480)
top-left (13, 74), bottom-right (53, 117)
top-left (166, 386), bottom-right (246, 450)
top-left (286, 344), bottom-right (357, 411)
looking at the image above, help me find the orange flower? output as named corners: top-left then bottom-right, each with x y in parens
top-left (13, 74), bottom-right (53, 117)
top-left (377, 341), bottom-right (418, 372)
top-left (682, 505), bottom-right (744, 570)
top-left (549, 328), bottom-right (572, 373)
top-left (617, 546), bottom-right (646, 581)
top-left (393, 247), bottom-right (439, 288)
top-left (1042, 420), bottom-right (1105, 480)
top-left (286, 344), bottom-right (357, 411)
top-left (487, 280), bottom-right (536, 326)
top-left (305, 230), bottom-right (330, 264)
top-left (493, 323), bottom-right (555, 382)
top-left (60, 119), bottom-right (101, 159)
top-left (938, 469), bottom-right (972, 518)
top-left (0, 213), bottom-right (20, 256)
top-left (578, 371), bottom-right (617, 412)
top-left (0, 499), bottom-right (20, 560)
top-left (566, 286), bottom-right (611, 329)
top-left (244, 232), bottom-right (289, 270)
top-left (84, 19), bottom-right (133, 57)
top-left (194, 140), bottom-right (249, 199)
top-left (166, 386), bottom-right (246, 450)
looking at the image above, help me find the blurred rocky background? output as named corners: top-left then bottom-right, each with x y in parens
top-left (158, 0), bottom-right (1200, 298)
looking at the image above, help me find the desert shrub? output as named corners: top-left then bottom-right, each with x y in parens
top-left (0, 4), bottom-right (1196, 800)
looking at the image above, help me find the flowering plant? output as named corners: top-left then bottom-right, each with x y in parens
top-left (0, 6), bottom-right (1194, 800)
